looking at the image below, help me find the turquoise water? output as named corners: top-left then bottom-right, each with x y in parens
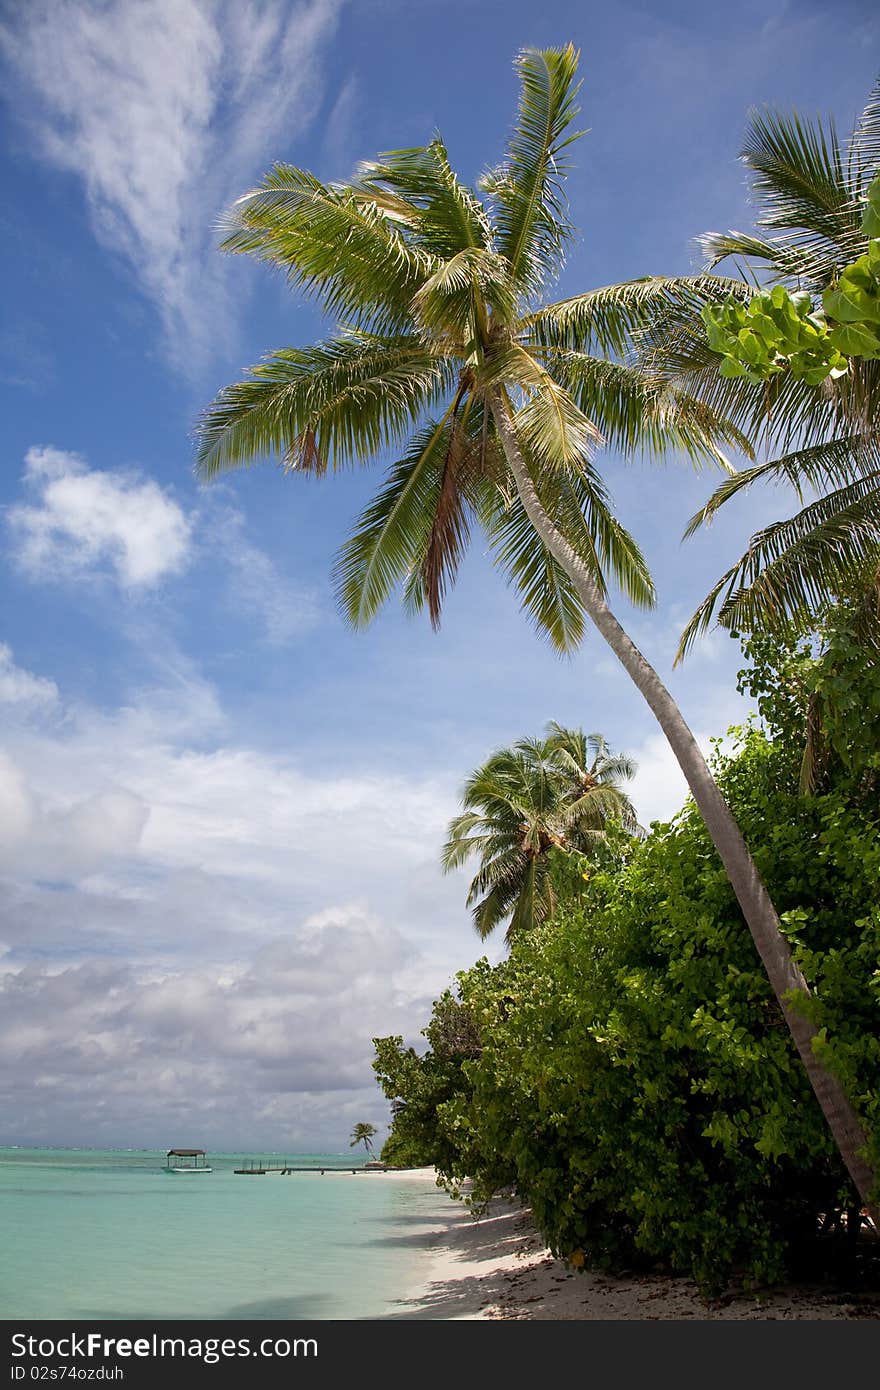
top-left (0, 1149), bottom-right (447, 1320)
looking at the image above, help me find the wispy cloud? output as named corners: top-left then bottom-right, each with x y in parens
top-left (1, 0), bottom-right (342, 371)
top-left (207, 505), bottom-right (321, 644)
top-left (0, 644), bottom-right (59, 711)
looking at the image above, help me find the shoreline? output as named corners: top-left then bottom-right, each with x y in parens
top-left (380, 1174), bottom-right (879, 1320)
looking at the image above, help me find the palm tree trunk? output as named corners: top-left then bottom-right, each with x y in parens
top-left (489, 387), bottom-right (879, 1225)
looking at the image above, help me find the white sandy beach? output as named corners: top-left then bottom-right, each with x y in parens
top-left (375, 1169), bottom-right (878, 1320)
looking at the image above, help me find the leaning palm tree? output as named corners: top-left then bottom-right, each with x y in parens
top-left (195, 47), bottom-right (877, 1220)
top-left (350, 1122), bottom-right (378, 1157)
top-left (442, 726), bottom-right (637, 941)
top-left (638, 81), bottom-right (880, 656)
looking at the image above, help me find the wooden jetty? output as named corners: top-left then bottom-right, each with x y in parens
top-left (234, 1158), bottom-right (388, 1175)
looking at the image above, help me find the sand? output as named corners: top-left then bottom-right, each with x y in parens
top-left (377, 1170), bottom-right (879, 1320)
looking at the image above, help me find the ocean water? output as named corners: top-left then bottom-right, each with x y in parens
top-left (0, 1148), bottom-right (450, 1320)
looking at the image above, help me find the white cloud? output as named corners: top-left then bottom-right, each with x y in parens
top-left (1, 687), bottom-right (458, 907)
top-left (0, 0), bottom-right (342, 370)
top-left (9, 446), bottom-right (193, 588)
top-left (0, 748), bottom-right (150, 879)
top-left (0, 645), bottom-right (58, 710)
top-left (0, 752), bottom-right (35, 847)
top-left (628, 732), bottom-right (693, 826)
top-left (320, 75), bottom-right (360, 174)
top-left (7, 449), bottom-right (322, 636)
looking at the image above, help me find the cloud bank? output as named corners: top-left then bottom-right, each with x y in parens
top-left (0, 633), bottom-right (466, 1148)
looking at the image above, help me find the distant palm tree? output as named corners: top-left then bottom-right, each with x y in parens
top-left (350, 1123), bottom-right (378, 1157)
top-left (442, 725), bottom-right (637, 941)
top-left (195, 44), bottom-right (876, 1228)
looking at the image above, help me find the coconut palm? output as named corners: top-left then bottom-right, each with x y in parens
top-left (442, 725), bottom-right (637, 941)
top-left (195, 47), bottom-right (876, 1220)
top-left (639, 81), bottom-right (880, 657)
top-left (350, 1123), bottom-right (378, 1157)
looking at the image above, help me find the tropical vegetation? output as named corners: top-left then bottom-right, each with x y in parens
top-left (195, 48), bottom-right (878, 1232)
top-left (375, 620), bottom-right (880, 1291)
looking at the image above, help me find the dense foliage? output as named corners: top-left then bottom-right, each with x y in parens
top-left (700, 246), bottom-right (880, 391)
top-left (376, 629), bottom-right (880, 1291)
top-left (373, 994), bottom-right (491, 1182)
top-left (699, 175), bottom-right (880, 384)
top-left (702, 286), bottom-right (848, 385)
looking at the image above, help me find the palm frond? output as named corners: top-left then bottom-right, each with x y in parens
top-left (526, 275), bottom-right (748, 355)
top-left (333, 412), bottom-right (482, 627)
top-left (677, 472), bottom-right (880, 658)
top-left (697, 105), bottom-right (868, 292)
top-left (505, 856), bottom-right (551, 940)
top-left (848, 75), bottom-right (880, 187)
top-left (741, 105), bottom-right (854, 246)
top-left (596, 752), bottom-right (638, 783)
top-left (564, 469), bottom-right (656, 610)
top-left (682, 435), bottom-right (880, 538)
top-left (421, 413), bottom-right (473, 627)
top-left (559, 782), bottom-right (635, 825)
top-left (478, 481), bottom-right (586, 651)
top-left (490, 346), bottom-right (602, 466)
top-left (697, 232), bottom-right (785, 273)
top-left (195, 334), bottom-right (449, 478)
top-left (354, 139), bottom-right (493, 258)
top-left (466, 846), bottom-right (531, 902)
top-left (471, 862), bottom-right (531, 940)
top-left (480, 434), bottom-right (656, 638)
top-left (219, 164), bottom-right (437, 333)
top-left (542, 350), bottom-right (751, 465)
top-left (412, 246), bottom-right (516, 345)
top-left (483, 44), bottom-right (582, 295)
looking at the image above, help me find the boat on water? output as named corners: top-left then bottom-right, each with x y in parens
top-left (165, 1148), bottom-right (212, 1173)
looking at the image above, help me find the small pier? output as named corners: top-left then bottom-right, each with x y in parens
top-left (234, 1158), bottom-right (388, 1175)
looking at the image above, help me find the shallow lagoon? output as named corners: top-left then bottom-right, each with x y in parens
top-left (0, 1148), bottom-right (446, 1319)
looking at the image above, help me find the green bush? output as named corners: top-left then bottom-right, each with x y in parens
top-left (377, 624), bottom-right (880, 1290)
top-left (450, 727), bottom-right (877, 1288)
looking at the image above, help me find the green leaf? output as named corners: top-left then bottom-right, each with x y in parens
top-left (861, 173), bottom-right (880, 238)
top-left (719, 356), bottom-right (748, 378)
top-left (823, 273), bottom-right (880, 325)
top-left (828, 320), bottom-right (880, 360)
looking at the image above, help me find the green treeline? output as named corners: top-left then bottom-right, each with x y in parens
top-left (373, 620), bottom-right (880, 1291)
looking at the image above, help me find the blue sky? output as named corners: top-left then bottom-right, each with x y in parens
top-left (0, 0), bottom-right (877, 1151)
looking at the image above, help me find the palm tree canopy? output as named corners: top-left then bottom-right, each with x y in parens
top-left (638, 79), bottom-right (880, 656)
top-left (196, 45), bottom-right (744, 653)
top-left (442, 723), bottom-right (638, 942)
top-left (350, 1123), bottom-right (378, 1152)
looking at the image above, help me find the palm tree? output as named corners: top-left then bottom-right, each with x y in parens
top-left (350, 1122), bottom-right (378, 1157)
top-left (195, 47), bottom-right (877, 1220)
top-left (442, 725), bottom-right (637, 941)
top-left (638, 81), bottom-right (880, 657)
